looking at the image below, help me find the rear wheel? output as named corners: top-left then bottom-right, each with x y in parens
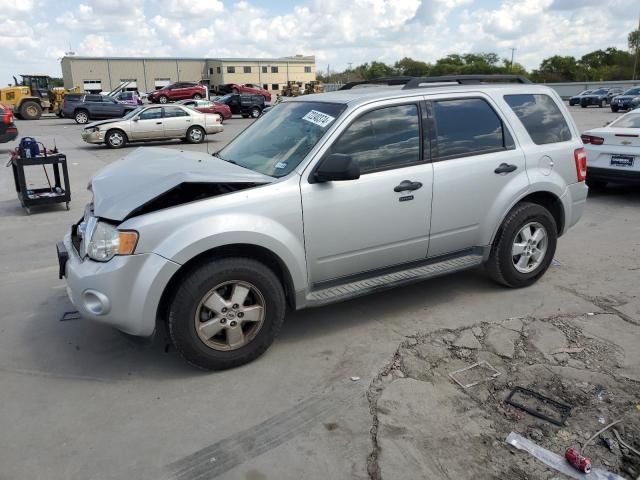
top-left (158, 95), bottom-right (168, 104)
top-left (74, 109), bottom-right (89, 124)
top-left (168, 258), bottom-right (286, 370)
top-left (611, 106), bottom-right (619, 113)
top-left (20, 101), bottom-right (42, 120)
top-left (215, 113), bottom-right (224, 124)
top-left (486, 202), bottom-right (557, 288)
top-left (599, 99), bottom-right (604, 108)
top-left (193, 93), bottom-right (202, 99)
top-left (105, 129), bottom-right (127, 149)
top-left (580, 103), bottom-right (586, 108)
top-left (186, 125), bottom-right (205, 144)
top-left (250, 106), bottom-right (261, 118)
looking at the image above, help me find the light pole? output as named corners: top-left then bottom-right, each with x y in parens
top-left (510, 48), bottom-right (517, 72)
top-left (347, 62), bottom-right (352, 83)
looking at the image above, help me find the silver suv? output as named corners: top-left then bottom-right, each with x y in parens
top-left (56, 75), bottom-right (588, 370)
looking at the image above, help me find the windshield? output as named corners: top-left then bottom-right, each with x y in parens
top-left (624, 88), bottom-right (640, 95)
top-left (122, 107), bottom-right (144, 119)
top-left (610, 112), bottom-right (640, 128)
top-left (218, 94), bottom-right (234, 103)
top-left (591, 89), bottom-right (607, 94)
top-left (218, 101), bottom-right (347, 177)
top-left (578, 90), bottom-right (592, 95)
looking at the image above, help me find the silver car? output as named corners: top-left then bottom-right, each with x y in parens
top-left (58, 75), bottom-right (588, 370)
top-left (80, 104), bottom-right (223, 148)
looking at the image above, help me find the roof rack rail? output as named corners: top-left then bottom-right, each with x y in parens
top-left (338, 77), bottom-right (415, 90)
top-left (402, 75), bottom-right (531, 89)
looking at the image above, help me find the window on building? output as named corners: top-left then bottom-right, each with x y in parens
top-left (208, 68), bottom-right (214, 75)
top-left (432, 98), bottom-right (513, 159)
top-left (217, 66), bottom-right (221, 74)
top-left (304, 66), bottom-right (312, 73)
top-left (243, 66), bottom-right (252, 74)
top-left (271, 66), bottom-right (278, 73)
top-left (504, 94), bottom-right (572, 145)
top-left (271, 84), bottom-right (279, 91)
top-left (262, 66), bottom-right (267, 73)
top-left (227, 66), bottom-right (236, 73)
top-left (329, 105), bottom-right (421, 173)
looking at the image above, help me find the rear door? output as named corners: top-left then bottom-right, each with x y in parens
top-left (427, 94), bottom-right (528, 257)
top-left (129, 107), bottom-right (165, 140)
top-left (162, 106), bottom-right (192, 137)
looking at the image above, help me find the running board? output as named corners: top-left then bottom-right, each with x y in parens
top-left (306, 253), bottom-right (484, 307)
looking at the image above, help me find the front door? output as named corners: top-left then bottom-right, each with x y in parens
top-left (427, 94), bottom-right (528, 257)
top-left (129, 107), bottom-right (165, 140)
top-left (301, 102), bottom-right (433, 284)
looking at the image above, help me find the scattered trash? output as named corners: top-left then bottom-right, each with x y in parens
top-left (601, 435), bottom-right (616, 452)
top-left (505, 387), bottom-right (572, 426)
top-left (448, 361), bottom-right (501, 389)
top-left (596, 388), bottom-right (607, 402)
top-left (551, 258), bottom-right (562, 266)
top-left (350, 376), bottom-right (361, 382)
top-left (582, 419), bottom-right (622, 454)
top-left (60, 310), bottom-right (81, 321)
top-left (505, 432), bottom-right (625, 480)
top-left (598, 416), bottom-right (606, 424)
top-left (613, 428), bottom-right (640, 458)
top-left (565, 446), bottom-right (592, 473)
top-left (587, 312), bottom-right (595, 316)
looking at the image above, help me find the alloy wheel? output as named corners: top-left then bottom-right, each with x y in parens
top-left (511, 222), bottom-right (548, 274)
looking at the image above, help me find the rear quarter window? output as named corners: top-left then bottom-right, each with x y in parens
top-left (504, 94), bottom-right (572, 145)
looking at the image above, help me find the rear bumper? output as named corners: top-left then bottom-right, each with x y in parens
top-left (0, 129), bottom-right (18, 143)
top-left (560, 182), bottom-right (588, 233)
top-left (587, 166), bottom-right (640, 185)
top-left (205, 125), bottom-right (224, 134)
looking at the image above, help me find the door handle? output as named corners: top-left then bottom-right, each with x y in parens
top-left (494, 163), bottom-right (517, 174)
top-left (394, 180), bottom-right (423, 192)
top-left (156, 122), bottom-right (162, 125)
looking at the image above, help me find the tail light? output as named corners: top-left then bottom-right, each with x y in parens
top-left (1, 109), bottom-right (12, 124)
top-left (581, 135), bottom-right (604, 145)
top-left (574, 147), bottom-right (587, 182)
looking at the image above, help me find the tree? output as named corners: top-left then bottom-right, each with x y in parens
top-left (629, 28), bottom-right (640, 51)
top-left (535, 55), bottom-right (579, 82)
top-left (394, 57), bottom-right (430, 77)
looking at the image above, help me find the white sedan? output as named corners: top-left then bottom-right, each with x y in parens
top-left (582, 109), bottom-right (640, 188)
top-left (81, 104), bottom-right (223, 149)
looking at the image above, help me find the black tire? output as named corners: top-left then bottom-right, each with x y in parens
top-left (74, 109), bottom-right (89, 124)
top-left (186, 125), bottom-right (205, 144)
top-left (611, 106), bottom-right (619, 113)
top-left (168, 257), bottom-right (286, 370)
top-left (250, 106), bottom-right (261, 118)
top-left (599, 99), bottom-right (604, 108)
top-left (580, 103), bottom-right (586, 108)
top-left (158, 95), bottom-right (168, 104)
top-left (20, 101), bottom-right (42, 120)
top-left (215, 113), bottom-right (224, 124)
top-left (241, 114), bottom-right (250, 118)
top-left (193, 93), bottom-right (202, 100)
top-left (105, 129), bottom-right (127, 149)
top-left (486, 202), bottom-right (557, 288)
top-left (586, 177), bottom-right (607, 190)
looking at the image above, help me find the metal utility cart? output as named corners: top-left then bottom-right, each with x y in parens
top-left (10, 152), bottom-right (71, 215)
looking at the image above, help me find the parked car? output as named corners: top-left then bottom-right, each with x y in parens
top-left (113, 91), bottom-right (143, 106)
top-left (176, 99), bottom-right (232, 122)
top-left (80, 104), bottom-right (222, 148)
top-left (148, 82), bottom-right (207, 104)
top-left (579, 88), bottom-right (611, 108)
top-left (217, 83), bottom-right (272, 102)
top-left (610, 87), bottom-right (640, 112)
top-left (216, 93), bottom-right (265, 118)
top-left (581, 109), bottom-right (640, 187)
top-left (57, 75), bottom-right (588, 370)
top-left (606, 88), bottom-right (625, 103)
top-left (0, 104), bottom-right (18, 143)
top-left (569, 90), bottom-right (592, 106)
top-left (61, 94), bottom-right (138, 124)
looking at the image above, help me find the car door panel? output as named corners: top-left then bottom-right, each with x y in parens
top-left (129, 107), bottom-right (164, 140)
top-left (427, 95), bottom-right (528, 258)
top-left (300, 101), bottom-right (433, 284)
top-left (162, 106), bottom-right (191, 137)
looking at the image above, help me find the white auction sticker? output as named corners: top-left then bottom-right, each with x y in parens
top-left (302, 110), bottom-right (335, 128)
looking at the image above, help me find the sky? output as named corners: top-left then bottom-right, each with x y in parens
top-left (1, 0), bottom-right (639, 86)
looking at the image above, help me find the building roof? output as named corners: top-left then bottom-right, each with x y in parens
top-left (61, 55), bottom-right (315, 64)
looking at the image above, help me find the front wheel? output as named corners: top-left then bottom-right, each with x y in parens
top-left (486, 202), bottom-right (557, 288)
top-left (611, 106), bottom-right (619, 113)
top-left (250, 106), bottom-right (261, 118)
top-left (168, 258), bottom-right (286, 370)
top-left (186, 125), bottom-right (205, 144)
top-left (158, 95), bottom-right (168, 104)
top-left (193, 93), bottom-right (202, 100)
top-left (75, 110), bottom-right (89, 124)
top-left (105, 129), bottom-right (127, 149)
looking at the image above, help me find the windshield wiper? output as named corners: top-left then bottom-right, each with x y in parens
top-left (212, 151), bottom-right (236, 164)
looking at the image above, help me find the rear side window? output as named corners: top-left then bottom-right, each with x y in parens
top-left (85, 95), bottom-right (103, 102)
top-left (504, 94), bottom-right (572, 145)
top-left (432, 98), bottom-right (513, 159)
top-left (329, 104), bottom-right (421, 173)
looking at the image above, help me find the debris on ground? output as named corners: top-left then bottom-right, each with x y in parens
top-left (366, 313), bottom-right (640, 479)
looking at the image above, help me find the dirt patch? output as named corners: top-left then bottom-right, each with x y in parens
top-left (368, 314), bottom-right (640, 479)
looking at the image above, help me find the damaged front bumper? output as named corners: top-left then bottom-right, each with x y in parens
top-left (81, 129), bottom-right (105, 144)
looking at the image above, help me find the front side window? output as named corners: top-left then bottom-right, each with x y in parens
top-left (163, 106), bottom-right (189, 118)
top-left (329, 104), bottom-right (421, 173)
top-left (218, 102), bottom-right (346, 177)
top-left (433, 98), bottom-right (511, 158)
top-left (138, 108), bottom-right (163, 120)
top-left (504, 94), bottom-right (572, 145)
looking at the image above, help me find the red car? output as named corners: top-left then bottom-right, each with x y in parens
top-left (177, 99), bottom-right (232, 122)
top-left (148, 82), bottom-right (207, 104)
top-left (218, 83), bottom-right (271, 102)
top-left (0, 104), bottom-right (18, 143)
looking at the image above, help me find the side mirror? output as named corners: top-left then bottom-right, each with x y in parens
top-left (313, 153), bottom-right (360, 183)
top-left (133, 117), bottom-right (139, 122)
top-left (603, 121), bottom-right (611, 126)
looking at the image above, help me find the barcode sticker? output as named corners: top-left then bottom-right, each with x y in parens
top-left (302, 110), bottom-right (335, 128)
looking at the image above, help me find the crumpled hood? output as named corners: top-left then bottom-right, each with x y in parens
top-left (85, 118), bottom-right (124, 129)
top-left (90, 147), bottom-right (273, 221)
